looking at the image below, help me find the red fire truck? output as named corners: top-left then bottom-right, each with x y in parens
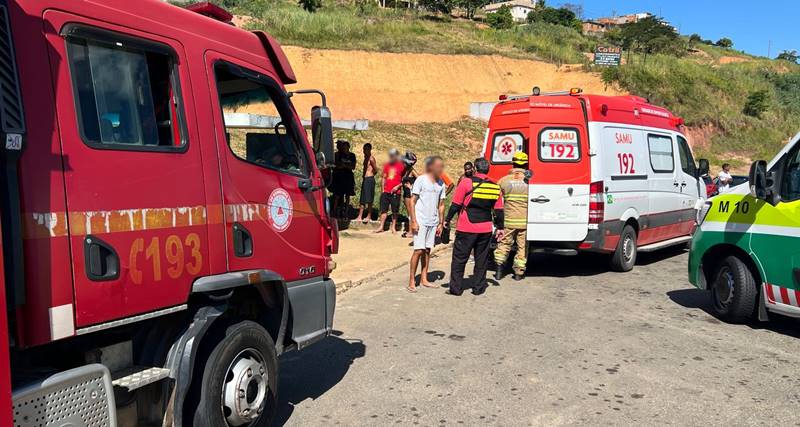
top-left (3, 1), bottom-right (338, 425)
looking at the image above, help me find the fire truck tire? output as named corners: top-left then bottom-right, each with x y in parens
top-left (610, 225), bottom-right (637, 272)
top-left (193, 320), bottom-right (278, 427)
top-left (710, 256), bottom-right (757, 323)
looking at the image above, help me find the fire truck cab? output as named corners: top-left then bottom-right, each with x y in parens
top-left (3, 1), bottom-right (338, 425)
top-left (484, 90), bottom-right (709, 272)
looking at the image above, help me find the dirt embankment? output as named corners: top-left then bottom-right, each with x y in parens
top-left (284, 46), bottom-right (623, 123)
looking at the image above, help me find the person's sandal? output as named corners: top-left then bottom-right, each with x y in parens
top-left (406, 285), bottom-right (418, 293)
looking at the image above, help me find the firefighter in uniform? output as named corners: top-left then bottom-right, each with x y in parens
top-left (494, 152), bottom-right (531, 281)
top-left (445, 158), bottom-right (504, 296)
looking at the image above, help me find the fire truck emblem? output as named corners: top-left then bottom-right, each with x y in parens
top-left (268, 188), bottom-right (293, 232)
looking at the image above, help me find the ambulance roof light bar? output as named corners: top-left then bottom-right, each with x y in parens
top-left (498, 87), bottom-right (584, 102)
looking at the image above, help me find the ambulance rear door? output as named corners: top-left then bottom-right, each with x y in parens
top-left (527, 98), bottom-right (591, 242)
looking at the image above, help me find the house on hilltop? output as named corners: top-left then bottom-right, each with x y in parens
top-left (582, 12), bottom-right (654, 35)
top-left (484, 0), bottom-right (539, 22)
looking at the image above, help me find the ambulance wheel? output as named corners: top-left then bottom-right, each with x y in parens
top-left (193, 320), bottom-right (278, 427)
top-left (710, 256), bottom-right (757, 323)
top-left (611, 225), bottom-right (637, 272)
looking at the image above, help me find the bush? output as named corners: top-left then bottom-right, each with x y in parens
top-left (486, 5), bottom-right (514, 30)
top-left (298, 0), bottom-right (321, 12)
top-left (743, 90), bottom-right (770, 118)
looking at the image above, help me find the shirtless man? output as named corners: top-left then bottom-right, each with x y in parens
top-left (357, 143), bottom-right (378, 223)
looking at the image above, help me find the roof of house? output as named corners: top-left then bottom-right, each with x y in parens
top-left (484, 0), bottom-right (537, 12)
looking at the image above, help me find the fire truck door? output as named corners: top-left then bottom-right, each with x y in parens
top-left (46, 14), bottom-right (209, 328)
top-left (206, 55), bottom-right (326, 284)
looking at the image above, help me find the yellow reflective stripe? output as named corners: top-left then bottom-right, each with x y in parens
top-left (505, 219), bottom-right (527, 225)
top-left (505, 195), bottom-right (528, 200)
top-left (474, 189), bottom-right (501, 196)
top-left (472, 193), bottom-right (499, 200)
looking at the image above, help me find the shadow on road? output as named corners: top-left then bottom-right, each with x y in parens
top-left (272, 332), bottom-right (366, 426)
top-left (667, 288), bottom-right (800, 339)
top-left (415, 270), bottom-right (446, 285)
top-left (523, 247), bottom-right (687, 278)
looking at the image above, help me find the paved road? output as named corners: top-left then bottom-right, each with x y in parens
top-left (274, 248), bottom-right (800, 426)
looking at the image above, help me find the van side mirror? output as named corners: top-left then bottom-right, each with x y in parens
top-left (697, 159), bottom-right (710, 178)
top-left (311, 105), bottom-right (333, 168)
top-left (749, 160), bottom-right (777, 203)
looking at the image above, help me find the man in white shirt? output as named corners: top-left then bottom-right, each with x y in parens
top-left (717, 163), bottom-right (733, 194)
top-left (406, 156), bottom-right (446, 292)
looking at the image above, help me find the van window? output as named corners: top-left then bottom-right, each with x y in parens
top-left (676, 136), bottom-right (696, 176)
top-left (490, 132), bottom-right (525, 164)
top-left (66, 32), bottom-right (184, 150)
top-left (780, 145), bottom-right (800, 202)
top-left (215, 64), bottom-right (308, 176)
top-left (538, 128), bottom-right (581, 162)
top-left (647, 134), bottom-right (674, 173)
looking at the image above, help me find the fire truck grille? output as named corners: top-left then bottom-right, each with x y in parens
top-left (0, 4), bottom-right (25, 133)
top-left (13, 364), bottom-right (115, 427)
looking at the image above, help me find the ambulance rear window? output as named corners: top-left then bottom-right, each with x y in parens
top-left (490, 132), bottom-right (525, 164)
top-left (538, 128), bottom-right (581, 162)
top-left (66, 30), bottom-right (185, 151)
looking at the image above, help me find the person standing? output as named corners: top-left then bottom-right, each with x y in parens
top-left (444, 158), bottom-right (504, 296)
top-left (717, 163), bottom-right (733, 194)
top-left (357, 143), bottom-right (378, 223)
top-left (406, 156), bottom-right (447, 292)
top-left (375, 149), bottom-right (404, 234)
top-left (400, 151), bottom-right (419, 238)
top-left (329, 140), bottom-right (356, 218)
top-left (494, 152), bottom-right (531, 281)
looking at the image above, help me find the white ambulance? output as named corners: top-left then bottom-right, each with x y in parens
top-left (484, 90), bottom-right (708, 271)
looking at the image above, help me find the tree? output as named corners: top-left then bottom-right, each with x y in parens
top-left (526, 5), bottom-right (581, 31)
top-left (743, 90), bottom-right (770, 118)
top-left (486, 4), bottom-right (514, 29)
top-left (457, 0), bottom-right (489, 20)
top-left (420, 0), bottom-right (455, 14)
top-left (688, 33), bottom-right (702, 47)
top-left (716, 38), bottom-right (734, 49)
top-left (777, 50), bottom-right (799, 64)
top-left (617, 16), bottom-right (683, 61)
top-left (298, 0), bottom-right (321, 12)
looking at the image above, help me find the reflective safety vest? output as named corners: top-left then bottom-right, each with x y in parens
top-left (498, 168), bottom-right (528, 230)
top-left (465, 177), bottom-right (501, 224)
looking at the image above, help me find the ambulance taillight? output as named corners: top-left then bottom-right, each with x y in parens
top-left (589, 181), bottom-right (605, 225)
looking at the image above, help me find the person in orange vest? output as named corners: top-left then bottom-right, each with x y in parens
top-left (494, 152), bottom-right (532, 281)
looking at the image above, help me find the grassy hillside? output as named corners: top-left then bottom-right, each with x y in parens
top-left (235, 0), bottom-right (594, 64)
top-left (334, 118), bottom-right (486, 198)
top-left (179, 1), bottom-right (800, 169)
top-left (598, 54), bottom-right (800, 168)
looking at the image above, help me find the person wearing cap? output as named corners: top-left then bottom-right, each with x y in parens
top-left (376, 149), bottom-right (405, 233)
top-left (494, 152), bottom-right (532, 281)
top-left (444, 158), bottom-right (504, 296)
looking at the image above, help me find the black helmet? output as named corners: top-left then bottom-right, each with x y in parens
top-left (402, 151), bottom-right (417, 166)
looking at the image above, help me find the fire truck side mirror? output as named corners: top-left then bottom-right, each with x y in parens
top-left (311, 105), bottom-right (334, 168)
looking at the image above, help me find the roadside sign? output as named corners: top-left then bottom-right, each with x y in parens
top-left (594, 46), bottom-right (622, 66)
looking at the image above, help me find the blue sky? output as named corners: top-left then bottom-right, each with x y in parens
top-left (558, 1), bottom-right (798, 58)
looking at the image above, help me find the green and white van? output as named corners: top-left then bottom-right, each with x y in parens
top-left (689, 132), bottom-right (800, 322)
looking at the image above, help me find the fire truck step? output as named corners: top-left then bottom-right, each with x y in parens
top-left (111, 366), bottom-right (171, 391)
top-left (638, 236), bottom-right (692, 253)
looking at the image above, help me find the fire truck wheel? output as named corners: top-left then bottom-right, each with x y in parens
top-left (193, 320), bottom-right (278, 427)
top-left (710, 256), bottom-right (757, 323)
top-left (610, 225), bottom-right (637, 272)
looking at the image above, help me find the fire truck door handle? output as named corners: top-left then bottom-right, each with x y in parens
top-left (531, 196), bottom-right (550, 204)
top-left (232, 223), bottom-right (253, 258)
top-left (84, 236), bottom-right (120, 281)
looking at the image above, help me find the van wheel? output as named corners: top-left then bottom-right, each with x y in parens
top-left (710, 256), bottom-right (757, 323)
top-left (611, 225), bottom-right (637, 272)
top-left (193, 321), bottom-right (278, 427)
